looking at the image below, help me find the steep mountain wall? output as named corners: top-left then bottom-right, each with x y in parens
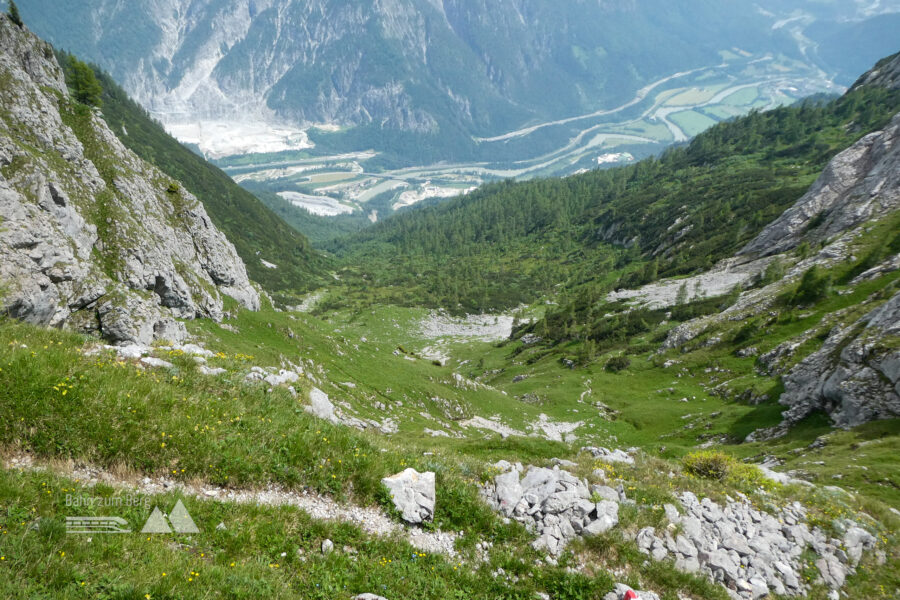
top-left (0, 18), bottom-right (258, 344)
top-left (776, 288), bottom-right (900, 430)
top-left (19, 0), bottom-right (804, 136)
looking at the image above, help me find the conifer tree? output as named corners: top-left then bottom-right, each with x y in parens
top-left (8, 1), bottom-right (23, 28)
top-left (69, 58), bottom-right (103, 107)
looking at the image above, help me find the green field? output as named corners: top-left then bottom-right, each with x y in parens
top-left (664, 84), bottom-right (727, 106)
top-left (721, 86), bottom-right (760, 106)
top-left (668, 110), bottom-right (719, 137)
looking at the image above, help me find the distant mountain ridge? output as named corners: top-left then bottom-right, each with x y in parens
top-left (19, 0), bottom-right (900, 152)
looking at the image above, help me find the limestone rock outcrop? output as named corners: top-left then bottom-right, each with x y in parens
top-left (775, 289), bottom-right (900, 429)
top-left (381, 468), bottom-right (436, 524)
top-left (635, 492), bottom-right (876, 598)
top-left (739, 112), bottom-right (899, 258)
top-left (481, 462), bottom-right (623, 556)
top-left (0, 19), bottom-right (258, 344)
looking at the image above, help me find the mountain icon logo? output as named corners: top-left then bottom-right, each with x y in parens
top-left (141, 500), bottom-right (200, 534)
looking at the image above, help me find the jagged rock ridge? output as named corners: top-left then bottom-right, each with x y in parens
top-left (739, 112), bottom-right (900, 259)
top-left (0, 19), bottom-right (259, 344)
top-left (850, 51), bottom-right (900, 91)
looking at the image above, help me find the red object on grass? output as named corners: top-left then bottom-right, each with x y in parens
top-left (624, 591), bottom-right (639, 600)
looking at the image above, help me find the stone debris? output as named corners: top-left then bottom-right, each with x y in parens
top-left (245, 366), bottom-right (302, 387)
top-left (419, 310), bottom-right (514, 342)
top-left (304, 388), bottom-right (398, 434)
top-left (757, 465), bottom-right (813, 488)
top-left (635, 492), bottom-right (876, 598)
top-left (321, 538), bottom-right (334, 554)
top-left (582, 446), bottom-right (635, 465)
top-left (461, 415), bottom-right (526, 439)
top-left (381, 468), bottom-right (436, 524)
top-left (481, 463), bottom-right (620, 556)
top-left (424, 428), bottom-right (451, 438)
top-left (140, 357), bottom-right (173, 369)
top-left (198, 366), bottom-right (227, 376)
top-left (530, 413), bottom-right (583, 442)
top-left (88, 342), bottom-right (239, 379)
top-left (306, 387), bottom-right (339, 423)
top-left (354, 595), bottom-right (389, 600)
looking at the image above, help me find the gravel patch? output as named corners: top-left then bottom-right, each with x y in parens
top-left (419, 311), bottom-right (514, 342)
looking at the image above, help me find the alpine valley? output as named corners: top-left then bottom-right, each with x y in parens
top-left (17, 0), bottom-right (900, 241)
top-left (0, 4), bottom-right (899, 600)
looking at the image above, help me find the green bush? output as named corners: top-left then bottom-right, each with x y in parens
top-left (759, 258), bottom-right (785, 286)
top-left (790, 266), bottom-right (832, 306)
top-left (732, 318), bottom-right (760, 344)
top-left (66, 58), bottom-right (104, 107)
top-left (682, 450), bottom-right (735, 480)
top-left (605, 355), bottom-right (631, 373)
top-left (682, 451), bottom-right (773, 489)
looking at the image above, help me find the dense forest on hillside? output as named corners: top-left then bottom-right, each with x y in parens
top-left (327, 85), bottom-right (900, 314)
top-left (54, 52), bottom-right (325, 295)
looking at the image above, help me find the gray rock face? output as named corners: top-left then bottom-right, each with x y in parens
top-left (305, 387), bottom-right (340, 424)
top-left (851, 52), bottom-right (900, 91)
top-left (481, 463), bottom-right (620, 555)
top-left (740, 112), bottom-right (900, 258)
top-left (774, 290), bottom-right (900, 430)
top-left (0, 19), bottom-right (258, 345)
top-left (636, 492), bottom-right (873, 598)
top-left (381, 468), bottom-right (435, 524)
top-left (302, 387), bottom-right (398, 434)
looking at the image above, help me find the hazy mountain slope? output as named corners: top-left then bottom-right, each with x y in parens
top-left (806, 13), bottom-right (900, 86)
top-left (0, 18), bottom-right (258, 344)
top-left (69, 56), bottom-right (326, 294)
top-left (17, 0), bottom-right (812, 140)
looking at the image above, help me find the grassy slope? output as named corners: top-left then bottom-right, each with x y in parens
top-left (2, 256), bottom-right (899, 598)
top-left (1, 318), bottom-right (897, 600)
top-left (3, 38), bottom-right (900, 600)
top-left (57, 54), bottom-right (327, 296)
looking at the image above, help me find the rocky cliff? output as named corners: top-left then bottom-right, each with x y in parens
top-left (739, 112), bottom-right (899, 259)
top-left (775, 289), bottom-right (900, 430)
top-left (0, 18), bottom-right (259, 345)
top-left (743, 113), bottom-right (900, 431)
top-left (850, 51), bottom-right (900, 91)
top-left (648, 107), bottom-right (900, 434)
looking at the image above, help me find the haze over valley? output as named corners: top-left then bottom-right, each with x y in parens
top-left (19, 0), bottom-right (900, 239)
